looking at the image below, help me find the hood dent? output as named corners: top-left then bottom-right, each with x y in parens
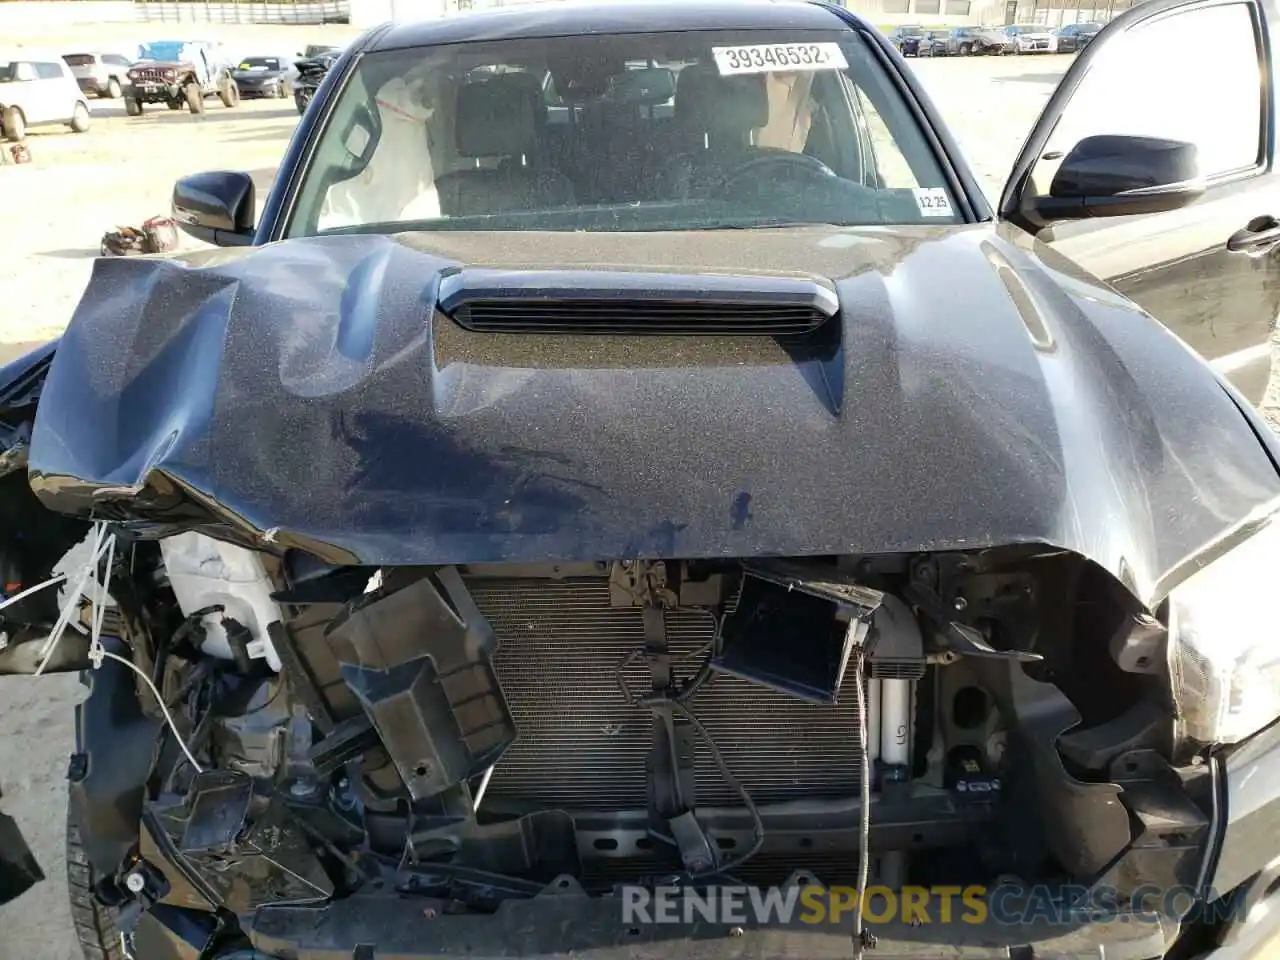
top-left (25, 229), bottom-right (1280, 608)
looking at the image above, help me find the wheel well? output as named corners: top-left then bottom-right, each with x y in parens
top-left (3, 104), bottom-right (25, 121)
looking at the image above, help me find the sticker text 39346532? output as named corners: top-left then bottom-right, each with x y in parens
top-left (711, 42), bottom-right (850, 75)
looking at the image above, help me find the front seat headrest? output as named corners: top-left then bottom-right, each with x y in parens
top-left (455, 72), bottom-right (547, 158)
top-left (675, 64), bottom-right (769, 140)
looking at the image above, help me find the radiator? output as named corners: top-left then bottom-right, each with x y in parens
top-left (470, 577), bottom-right (865, 810)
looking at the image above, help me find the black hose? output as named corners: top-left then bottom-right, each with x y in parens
top-left (668, 698), bottom-right (765, 878)
top-left (613, 612), bottom-right (763, 879)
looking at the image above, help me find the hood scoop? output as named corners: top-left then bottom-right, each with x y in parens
top-left (436, 268), bottom-right (838, 336)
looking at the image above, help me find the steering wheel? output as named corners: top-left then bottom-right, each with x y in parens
top-left (711, 150), bottom-right (838, 196)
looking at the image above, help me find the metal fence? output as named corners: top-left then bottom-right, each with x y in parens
top-left (133, 0), bottom-right (350, 23)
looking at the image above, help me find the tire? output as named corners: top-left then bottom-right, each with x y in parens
top-left (959, 42), bottom-right (972, 55)
top-left (219, 80), bottom-right (239, 108)
top-left (1, 105), bottom-right (25, 142)
top-left (276, 80), bottom-right (286, 98)
top-left (70, 102), bottom-right (90, 133)
top-left (186, 83), bottom-right (204, 114)
top-left (66, 808), bottom-right (125, 960)
top-left (167, 98), bottom-right (182, 111)
top-left (106, 77), bottom-right (122, 99)
top-left (125, 97), bottom-right (142, 116)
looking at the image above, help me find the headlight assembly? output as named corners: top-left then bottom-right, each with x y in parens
top-left (1169, 512), bottom-right (1280, 744)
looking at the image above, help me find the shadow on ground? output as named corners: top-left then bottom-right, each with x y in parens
top-left (187, 105), bottom-right (300, 124)
top-left (994, 71), bottom-right (1067, 84)
top-left (222, 124), bottom-right (302, 144)
top-left (38, 249), bottom-right (97, 260)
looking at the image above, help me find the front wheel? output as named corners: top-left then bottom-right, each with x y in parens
top-left (959, 42), bottom-right (972, 55)
top-left (1, 105), bottom-right (25, 142)
top-left (66, 807), bottom-right (124, 960)
top-left (186, 83), bottom-right (204, 114)
top-left (125, 97), bottom-right (142, 116)
top-left (219, 81), bottom-right (239, 108)
top-left (106, 77), bottom-right (122, 99)
top-left (69, 102), bottom-right (90, 133)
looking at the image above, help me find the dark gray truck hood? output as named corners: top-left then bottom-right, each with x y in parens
top-left (25, 225), bottom-right (1280, 607)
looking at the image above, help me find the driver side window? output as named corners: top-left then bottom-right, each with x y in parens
top-left (1030, 2), bottom-right (1263, 193)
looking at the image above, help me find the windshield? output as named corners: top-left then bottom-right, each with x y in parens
top-left (899, 26), bottom-right (924, 35)
top-left (239, 56), bottom-right (282, 70)
top-left (138, 41), bottom-right (187, 62)
top-left (285, 29), bottom-right (963, 237)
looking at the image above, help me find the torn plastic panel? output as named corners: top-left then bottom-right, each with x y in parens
top-left (715, 559), bottom-right (884, 703)
top-left (329, 567), bottom-right (515, 803)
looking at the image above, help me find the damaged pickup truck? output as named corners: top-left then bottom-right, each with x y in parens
top-left (4, 0), bottom-right (1280, 958)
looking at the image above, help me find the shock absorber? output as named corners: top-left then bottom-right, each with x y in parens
top-left (867, 595), bottom-right (925, 889)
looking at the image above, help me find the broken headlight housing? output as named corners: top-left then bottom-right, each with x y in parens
top-left (1169, 512), bottom-right (1280, 744)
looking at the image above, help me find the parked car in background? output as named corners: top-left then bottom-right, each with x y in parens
top-left (1003, 22), bottom-right (1055, 51)
top-left (946, 25), bottom-right (1012, 54)
top-left (292, 47), bottom-right (341, 114)
top-left (1051, 21), bottom-right (1103, 51)
top-left (886, 24), bottom-right (926, 55)
top-left (916, 29), bottom-right (949, 55)
top-left (0, 51), bottom-right (90, 141)
top-left (303, 43), bottom-right (343, 58)
top-left (230, 54), bottom-right (295, 99)
top-left (61, 51), bottom-right (134, 99)
top-left (125, 39), bottom-right (239, 115)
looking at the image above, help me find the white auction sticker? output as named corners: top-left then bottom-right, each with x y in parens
top-left (711, 42), bottom-right (849, 75)
top-left (912, 187), bottom-right (954, 218)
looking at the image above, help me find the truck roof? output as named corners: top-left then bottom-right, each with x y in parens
top-left (373, 0), bottom-right (860, 52)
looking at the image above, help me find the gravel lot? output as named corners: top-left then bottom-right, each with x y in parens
top-left (0, 45), bottom-right (1066, 959)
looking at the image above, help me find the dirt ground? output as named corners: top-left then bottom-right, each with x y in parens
top-left (0, 44), bottom-right (1068, 959)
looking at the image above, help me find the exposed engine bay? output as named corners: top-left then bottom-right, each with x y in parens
top-left (0, 492), bottom-right (1217, 957)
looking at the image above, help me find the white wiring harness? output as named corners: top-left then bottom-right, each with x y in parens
top-left (8, 521), bottom-right (204, 774)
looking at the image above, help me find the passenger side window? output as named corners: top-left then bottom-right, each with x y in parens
top-left (34, 62), bottom-right (65, 80)
top-left (1033, 2), bottom-right (1262, 190)
top-left (13, 62), bottom-right (37, 82)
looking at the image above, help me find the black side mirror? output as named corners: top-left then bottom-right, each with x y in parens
top-left (172, 171), bottom-right (256, 247)
top-left (1028, 134), bottom-right (1204, 222)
